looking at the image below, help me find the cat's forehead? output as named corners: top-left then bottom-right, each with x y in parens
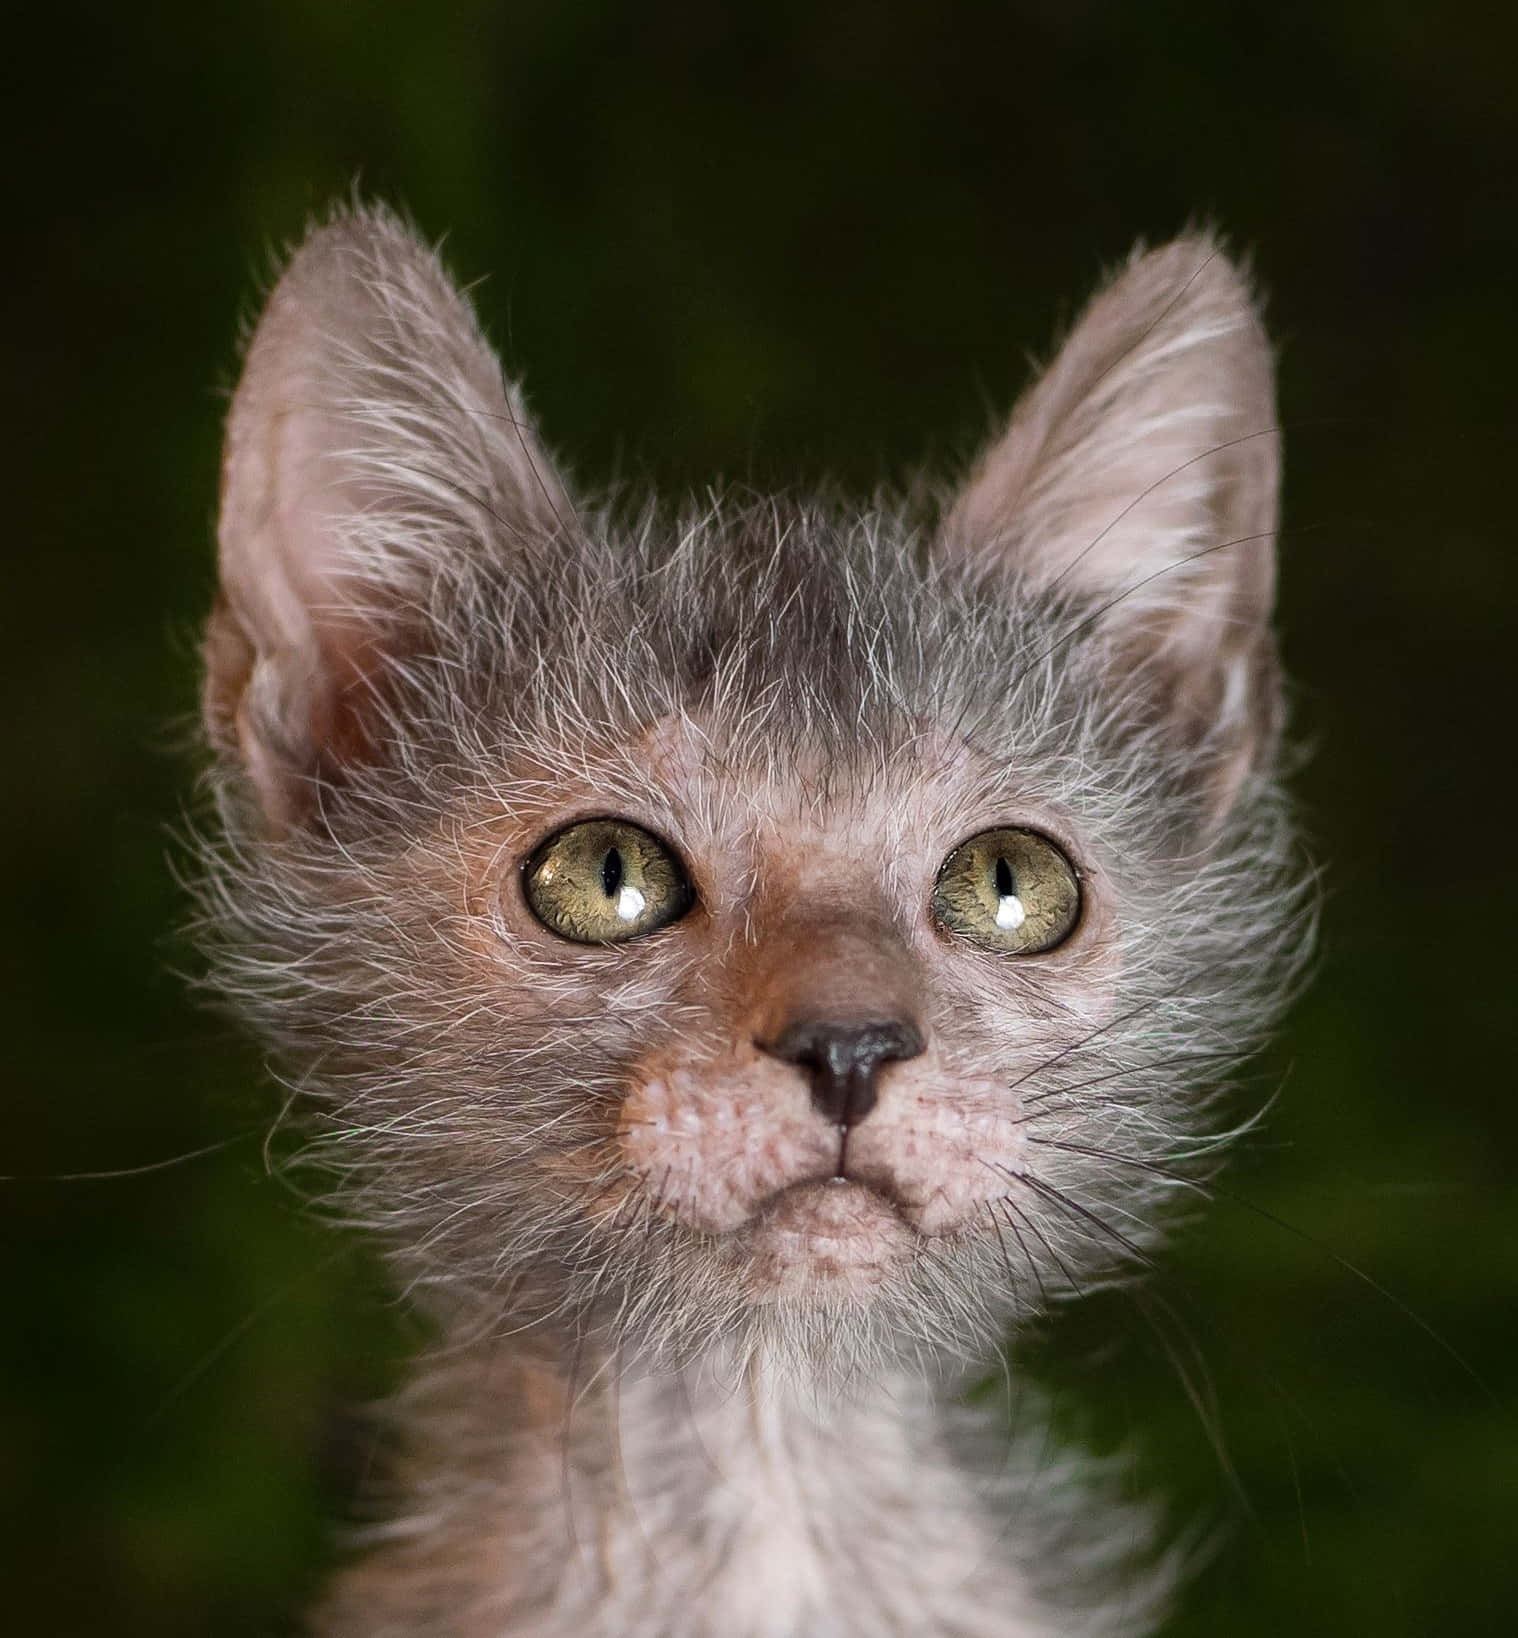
top-left (518, 710), bottom-right (1076, 866)
top-left (446, 520), bottom-right (1109, 877)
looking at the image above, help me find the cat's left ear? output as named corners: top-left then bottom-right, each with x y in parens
top-left (941, 235), bottom-right (1281, 822)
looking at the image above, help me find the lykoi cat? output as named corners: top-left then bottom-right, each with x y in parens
top-left (194, 204), bottom-right (1311, 1636)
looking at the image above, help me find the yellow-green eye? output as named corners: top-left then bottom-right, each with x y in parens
top-left (932, 827), bottom-right (1081, 955)
top-left (524, 819), bottom-right (693, 944)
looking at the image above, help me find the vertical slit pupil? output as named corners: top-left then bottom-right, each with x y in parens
top-left (994, 856), bottom-right (1015, 898)
top-left (601, 847), bottom-right (624, 899)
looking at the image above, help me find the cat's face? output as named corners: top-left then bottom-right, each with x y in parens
top-left (198, 207), bottom-right (1304, 1373)
top-left (233, 670), bottom-right (1134, 1372)
top-left (484, 715), bottom-right (1116, 1281)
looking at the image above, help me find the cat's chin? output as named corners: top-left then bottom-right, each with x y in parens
top-left (739, 1178), bottom-right (914, 1298)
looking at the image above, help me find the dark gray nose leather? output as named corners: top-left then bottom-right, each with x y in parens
top-left (762, 1018), bottom-right (925, 1126)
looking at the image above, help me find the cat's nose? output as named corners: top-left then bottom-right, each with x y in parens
top-left (761, 1018), bottom-right (925, 1127)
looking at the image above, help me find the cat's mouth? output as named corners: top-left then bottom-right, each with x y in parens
top-left (739, 1177), bottom-right (916, 1292)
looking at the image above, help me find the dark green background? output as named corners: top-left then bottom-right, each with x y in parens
top-left (5, 3), bottom-right (1514, 1633)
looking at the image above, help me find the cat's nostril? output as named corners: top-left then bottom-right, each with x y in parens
top-left (760, 1018), bottom-right (925, 1127)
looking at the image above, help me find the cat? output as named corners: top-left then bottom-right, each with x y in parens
top-left (194, 202), bottom-right (1310, 1637)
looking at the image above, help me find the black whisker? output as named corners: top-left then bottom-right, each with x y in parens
top-left (982, 1202), bottom-right (1022, 1300)
top-left (1015, 1047), bottom-right (1243, 1119)
top-left (1017, 1171), bottom-right (1157, 1271)
top-left (1028, 1138), bottom-right (1491, 1398)
top-left (1002, 995), bottom-right (1172, 1097)
top-left (1044, 421), bottom-right (1284, 599)
top-left (975, 1161), bottom-right (1083, 1297)
top-left (995, 1199), bottom-right (1052, 1308)
top-left (1012, 516), bottom-right (1339, 691)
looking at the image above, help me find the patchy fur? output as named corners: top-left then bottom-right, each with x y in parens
top-left (191, 204), bottom-right (1312, 1636)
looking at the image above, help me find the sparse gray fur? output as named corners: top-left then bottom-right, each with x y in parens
top-left (191, 203), bottom-right (1313, 1636)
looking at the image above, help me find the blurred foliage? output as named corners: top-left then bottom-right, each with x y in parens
top-left (2, 2), bottom-right (1514, 1633)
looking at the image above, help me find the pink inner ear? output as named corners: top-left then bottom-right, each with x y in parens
top-left (209, 358), bottom-right (391, 825)
top-left (206, 206), bottom-right (574, 830)
top-left (940, 237), bottom-right (1281, 819)
top-left (945, 240), bottom-right (1277, 610)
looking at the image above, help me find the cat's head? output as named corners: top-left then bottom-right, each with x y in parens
top-left (198, 205), bottom-right (1306, 1378)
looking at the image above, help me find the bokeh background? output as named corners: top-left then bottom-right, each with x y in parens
top-left (5, 3), bottom-right (1514, 1633)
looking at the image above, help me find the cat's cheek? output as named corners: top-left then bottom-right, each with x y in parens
top-left (844, 1077), bottom-right (1028, 1238)
top-left (987, 879), bottom-right (1125, 1030)
top-left (617, 1063), bottom-right (837, 1235)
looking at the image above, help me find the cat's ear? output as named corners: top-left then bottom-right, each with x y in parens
top-left (941, 235), bottom-right (1280, 821)
top-left (205, 203), bottom-right (571, 829)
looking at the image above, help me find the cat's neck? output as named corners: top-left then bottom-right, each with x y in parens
top-left (556, 1345), bottom-right (992, 1632)
top-left (328, 1334), bottom-right (1059, 1638)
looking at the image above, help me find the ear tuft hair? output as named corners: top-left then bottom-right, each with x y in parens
top-left (942, 234), bottom-right (1281, 820)
top-left (205, 202), bottom-right (570, 829)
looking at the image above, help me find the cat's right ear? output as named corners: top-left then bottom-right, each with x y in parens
top-left (205, 204), bottom-right (570, 830)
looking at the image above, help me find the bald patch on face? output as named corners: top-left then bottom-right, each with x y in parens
top-left (618, 1056), bottom-right (838, 1235)
top-left (402, 710), bottom-right (1124, 1300)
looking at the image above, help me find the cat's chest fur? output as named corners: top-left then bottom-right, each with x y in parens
top-left (324, 1354), bottom-right (1064, 1638)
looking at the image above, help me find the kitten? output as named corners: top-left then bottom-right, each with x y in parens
top-left (196, 203), bottom-right (1308, 1636)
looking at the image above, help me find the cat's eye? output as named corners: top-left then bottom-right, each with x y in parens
top-left (932, 827), bottom-right (1081, 955)
top-left (524, 819), bottom-right (694, 944)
